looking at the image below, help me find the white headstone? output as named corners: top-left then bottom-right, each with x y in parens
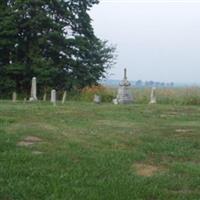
top-left (149, 87), bottom-right (157, 104)
top-left (94, 94), bottom-right (101, 104)
top-left (30, 77), bottom-right (37, 101)
top-left (51, 89), bottom-right (56, 106)
top-left (113, 98), bottom-right (118, 105)
top-left (62, 91), bottom-right (67, 104)
top-left (12, 92), bottom-right (17, 102)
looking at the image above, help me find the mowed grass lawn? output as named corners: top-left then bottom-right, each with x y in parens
top-left (0, 101), bottom-right (200, 200)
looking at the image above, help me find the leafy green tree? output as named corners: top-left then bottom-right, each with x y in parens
top-left (0, 0), bottom-right (116, 97)
top-left (0, 1), bottom-right (18, 96)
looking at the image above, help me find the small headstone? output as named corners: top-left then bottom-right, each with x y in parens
top-left (149, 87), bottom-right (157, 104)
top-left (62, 91), bottom-right (67, 104)
top-left (51, 89), bottom-right (56, 106)
top-left (116, 68), bottom-right (133, 104)
top-left (113, 98), bottom-right (118, 105)
top-left (94, 94), bottom-right (101, 104)
top-left (12, 92), bottom-right (17, 102)
top-left (23, 98), bottom-right (27, 104)
top-left (29, 77), bottom-right (37, 101)
top-left (43, 93), bottom-right (47, 101)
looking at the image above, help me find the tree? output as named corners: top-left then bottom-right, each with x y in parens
top-left (0, 0), bottom-right (18, 96)
top-left (0, 0), bottom-right (115, 97)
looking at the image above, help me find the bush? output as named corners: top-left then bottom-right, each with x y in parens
top-left (80, 85), bottom-right (115, 102)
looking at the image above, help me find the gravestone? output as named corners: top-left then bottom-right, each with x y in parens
top-left (43, 93), bottom-right (47, 101)
top-left (94, 94), bottom-right (101, 104)
top-left (62, 91), bottom-right (67, 104)
top-left (116, 68), bottom-right (133, 104)
top-left (51, 89), bottom-right (56, 106)
top-left (23, 98), bottom-right (27, 104)
top-left (29, 77), bottom-right (37, 101)
top-left (12, 92), bottom-right (17, 102)
top-left (149, 87), bottom-right (157, 104)
top-left (113, 98), bottom-right (118, 105)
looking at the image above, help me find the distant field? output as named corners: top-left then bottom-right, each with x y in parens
top-left (78, 86), bottom-right (200, 105)
top-left (0, 101), bottom-right (200, 200)
top-left (113, 87), bottom-right (200, 105)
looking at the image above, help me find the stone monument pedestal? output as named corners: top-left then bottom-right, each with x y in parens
top-left (116, 68), bottom-right (133, 104)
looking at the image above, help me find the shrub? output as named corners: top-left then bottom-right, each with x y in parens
top-left (80, 85), bottom-right (115, 102)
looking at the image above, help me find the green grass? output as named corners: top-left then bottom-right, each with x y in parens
top-left (0, 101), bottom-right (200, 200)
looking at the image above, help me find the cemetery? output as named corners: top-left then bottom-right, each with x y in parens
top-left (1, 1), bottom-right (200, 200)
top-left (0, 72), bottom-right (200, 200)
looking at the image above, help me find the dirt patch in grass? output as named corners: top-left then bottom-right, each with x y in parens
top-left (32, 150), bottom-right (43, 155)
top-left (159, 111), bottom-right (185, 119)
top-left (167, 111), bottom-right (179, 116)
top-left (174, 128), bottom-right (197, 138)
top-left (96, 120), bottom-right (134, 128)
top-left (133, 163), bottom-right (166, 177)
top-left (112, 143), bottom-right (133, 150)
top-left (17, 136), bottom-right (43, 147)
top-left (8, 122), bottom-right (58, 134)
top-left (37, 123), bottom-right (58, 132)
top-left (160, 114), bottom-right (177, 118)
top-left (175, 129), bottom-right (193, 133)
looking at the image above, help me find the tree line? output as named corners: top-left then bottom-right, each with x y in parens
top-left (135, 80), bottom-right (174, 88)
top-left (0, 0), bottom-right (115, 97)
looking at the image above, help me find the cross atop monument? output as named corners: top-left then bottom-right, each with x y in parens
top-left (124, 68), bottom-right (127, 80)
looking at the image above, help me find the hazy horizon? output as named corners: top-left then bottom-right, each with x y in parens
top-left (90, 0), bottom-right (200, 84)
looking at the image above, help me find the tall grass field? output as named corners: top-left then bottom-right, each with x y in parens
top-left (70, 86), bottom-right (200, 105)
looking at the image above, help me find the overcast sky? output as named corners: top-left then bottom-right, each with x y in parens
top-left (90, 0), bottom-right (200, 83)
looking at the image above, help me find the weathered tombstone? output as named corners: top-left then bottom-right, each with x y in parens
top-left (51, 89), bottom-right (56, 106)
top-left (43, 93), bottom-right (47, 101)
top-left (12, 92), bottom-right (17, 102)
top-left (23, 98), bottom-right (27, 104)
top-left (94, 94), bottom-right (101, 104)
top-left (149, 87), bottom-right (157, 104)
top-left (113, 98), bottom-right (118, 105)
top-left (116, 68), bottom-right (133, 104)
top-left (62, 91), bottom-right (67, 104)
top-left (29, 77), bottom-right (37, 101)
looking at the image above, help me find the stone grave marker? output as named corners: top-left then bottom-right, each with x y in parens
top-left (149, 87), bottom-right (157, 104)
top-left (116, 68), bottom-right (133, 104)
top-left (29, 77), bottom-right (37, 101)
top-left (51, 89), bottom-right (56, 106)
